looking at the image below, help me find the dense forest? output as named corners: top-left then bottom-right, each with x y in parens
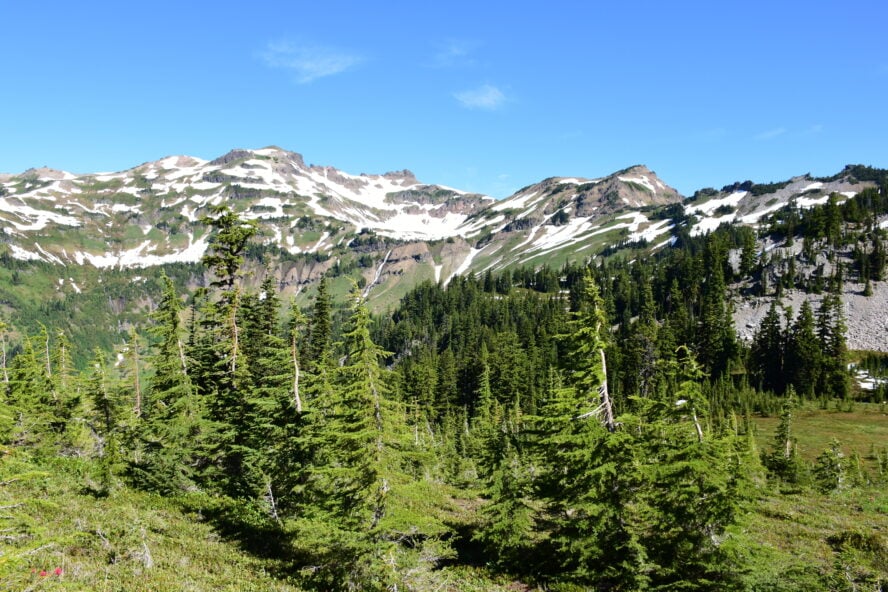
top-left (2, 194), bottom-right (887, 590)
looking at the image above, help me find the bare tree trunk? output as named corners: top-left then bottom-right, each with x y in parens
top-left (1, 330), bottom-right (9, 384)
top-left (44, 329), bottom-right (52, 378)
top-left (177, 338), bottom-right (188, 376)
top-left (692, 409), bottom-right (704, 443)
top-left (229, 293), bottom-right (240, 375)
top-left (131, 329), bottom-right (142, 418)
top-left (599, 348), bottom-right (616, 432)
top-left (291, 334), bottom-right (302, 413)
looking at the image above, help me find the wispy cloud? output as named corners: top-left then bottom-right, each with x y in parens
top-left (260, 41), bottom-right (363, 83)
top-left (806, 124), bottom-right (824, 135)
top-left (754, 127), bottom-right (787, 141)
top-left (431, 39), bottom-right (479, 68)
top-left (454, 84), bottom-right (507, 110)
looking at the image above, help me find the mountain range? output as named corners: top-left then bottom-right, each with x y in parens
top-left (1, 147), bottom-right (885, 310)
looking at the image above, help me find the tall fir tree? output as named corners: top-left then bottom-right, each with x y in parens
top-left (749, 300), bottom-right (786, 393)
top-left (784, 301), bottom-right (820, 397)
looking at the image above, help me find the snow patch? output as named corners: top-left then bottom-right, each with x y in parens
top-left (800, 182), bottom-right (823, 193)
top-left (618, 175), bottom-right (657, 193)
top-left (493, 189), bottom-right (544, 212)
top-left (627, 218), bottom-right (672, 243)
top-left (0, 200), bottom-right (82, 231)
top-left (446, 248), bottom-right (482, 286)
top-left (687, 191), bottom-right (747, 216)
top-left (8, 244), bottom-right (43, 261)
top-left (692, 213), bottom-right (737, 236)
top-left (79, 236), bottom-right (210, 269)
top-left (796, 195), bottom-right (831, 208)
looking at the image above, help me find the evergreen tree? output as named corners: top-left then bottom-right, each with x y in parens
top-left (134, 274), bottom-right (213, 493)
top-left (785, 301), bottom-right (820, 397)
top-left (528, 271), bottom-right (648, 588)
top-left (816, 294), bottom-right (850, 399)
top-left (84, 349), bottom-right (123, 493)
top-left (763, 388), bottom-right (804, 483)
top-left (291, 287), bottom-right (447, 590)
top-left (696, 241), bottom-right (738, 377)
top-left (305, 277), bottom-right (334, 374)
top-left (749, 301), bottom-right (785, 393)
top-left (199, 204), bottom-right (258, 292)
top-left (4, 336), bottom-right (53, 448)
top-left (239, 277), bottom-right (296, 509)
top-left (635, 350), bottom-right (750, 589)
top-left (813, 439), bottom-right (847, 493)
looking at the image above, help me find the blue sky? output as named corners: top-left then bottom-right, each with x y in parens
top-left (2, 1), bottom-right (886, 197)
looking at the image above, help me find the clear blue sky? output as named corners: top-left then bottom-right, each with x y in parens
top-left (2, 1), bottom-right (886, 197)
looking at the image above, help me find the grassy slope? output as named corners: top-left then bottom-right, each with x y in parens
top-left (742, 404), bottom-right (888, 589)
top-left (0, 455), bottom-right (303, 592)
top-left (2, 408), bottom-right (886, 591)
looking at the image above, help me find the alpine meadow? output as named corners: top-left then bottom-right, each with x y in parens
top-left (3, 2), bottom-right (888, 588)
top-left (1, 151), bottom-right (887, 590)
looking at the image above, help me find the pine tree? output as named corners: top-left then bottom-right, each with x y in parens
top-left (291, 287), bottom-right (447, 590)
top-left (199, 204), bottom-right (258, 292)
top-left (527, 271), bottom-right (648, 588)
top-left (239, 277), bottom-right (296, 510)
top-left (696, 241), bottom-right (738, 377)
top-left (85, 349), bottom-right (123, 493)
top-left (4, 336), bottom-right (53, 448)
top-left (305, 277), bottom-right (334, 374)
top-left (764, 388), bottom-right (804, 483)
top-left (785, 301), bottom-right (820, 397)
top-left (749, 301), bottom-right (786, 393)
top-left (814, 439), bottom-right (847, 493)
top-left (635, 349), bottom-right (751, 589)
top-left (135, 273), bottom-right (213, 493)
top-left (816, 294), bottom-right (850, 399)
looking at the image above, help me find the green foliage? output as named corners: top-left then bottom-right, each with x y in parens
top-left (3, 196), bottom-right (888, 589)
top-left (814, 439), bottom-right (848, 493)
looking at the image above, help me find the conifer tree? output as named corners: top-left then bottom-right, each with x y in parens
top-left (199, 204), bottom-right (258, 293)
top-left (635, 349), bottom-right (750, 589)
top-left (528, 271), bottom-right (648, 588)
top-left (816, 294), bottom-right (850, 399)
top-left (749, 301), bottom-right (786, 393)
top-left (814, 439), bottom-right (847, 493)
top-left (764, 388), bottom-right (804, 483)
top-left (785, 301), bottom-right (820, 397)
top-left (305, 277), bottom-right (334, 374)
top-left (85, 349), bottom-right (122, 492)
top-left (291, 287), bottom-right (445, 590)
top-left (4, 336), bottom-right (53, 448)
top-left (135, 274), bottom-right (213, 493)
top-left (239, 277), bottom-right (296, 507)
top-left (696, 241), bottom-right (738, 377)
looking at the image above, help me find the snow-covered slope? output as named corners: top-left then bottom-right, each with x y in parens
top-left (444, 165), bottom-right (684, 275)
top-left (0, 149), bottom-right (882, 304)
top-left (0, 147), bottom-right (492, 268)
top-left (684, 173), bottom-right (871, 237)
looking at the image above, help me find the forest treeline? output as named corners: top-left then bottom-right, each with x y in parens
top-left (2, 194), bottom-right (887, 590)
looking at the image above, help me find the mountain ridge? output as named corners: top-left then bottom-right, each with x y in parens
top-left (1, 147), bottom-right (884, 305)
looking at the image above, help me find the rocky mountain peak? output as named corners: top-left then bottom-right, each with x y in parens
top-left (382, 169), bottom-right (418, 183)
